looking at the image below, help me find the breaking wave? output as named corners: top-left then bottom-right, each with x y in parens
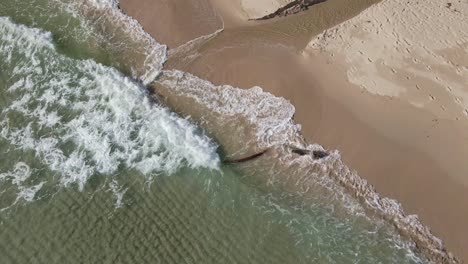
top-left (0, 17), bottom-right (219, 197)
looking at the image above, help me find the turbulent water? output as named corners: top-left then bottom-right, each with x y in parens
top-left (0, 0), bottom-right (429, 263)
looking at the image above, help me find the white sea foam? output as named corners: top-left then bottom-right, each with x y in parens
top-left (159, 70), bottom-right (302, 149)
top-left (0, 17), bottom-right (219, 191)
top-left (0, 162), bottom-right (45, 209)
top-left (108, 180), bottom-right (128, 209)
top-left (88, 0), bottom-right (119, 9)
top-left (0, 162), bottom-right (31, 186)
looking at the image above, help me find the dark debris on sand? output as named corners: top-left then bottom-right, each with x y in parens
top-left (255, 0), bottom-right (327, 20)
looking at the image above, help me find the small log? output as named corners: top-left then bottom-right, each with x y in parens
top-left (224, 149), bottom-right (269, 164)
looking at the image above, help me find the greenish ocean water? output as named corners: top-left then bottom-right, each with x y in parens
top-left (0, 0), bottom-right (427, 263)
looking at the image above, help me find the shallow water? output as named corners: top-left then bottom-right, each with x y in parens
top-left (0, 0), bottom-right (427, 263)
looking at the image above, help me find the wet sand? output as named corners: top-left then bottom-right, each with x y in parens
top-left (120, 0), bottom-right (468, 261)
top-left (120, 0), bottom-right (222, 48)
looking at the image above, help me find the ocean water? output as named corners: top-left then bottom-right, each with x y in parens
top-left (0, 0), bottom-right (428, 263)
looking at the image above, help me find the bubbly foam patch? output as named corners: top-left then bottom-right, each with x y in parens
top-left (0, 162), bottom-right (45, 210)
top-left (0, 17), bottom-right (219, 193)
top-left (108, 180), bottom-right (128, 209)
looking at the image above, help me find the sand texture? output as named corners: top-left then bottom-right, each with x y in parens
top-left (308, 0), bottom-right (468, 120)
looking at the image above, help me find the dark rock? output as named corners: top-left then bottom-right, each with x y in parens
top-left (291, 147), bottom-right (329, 159)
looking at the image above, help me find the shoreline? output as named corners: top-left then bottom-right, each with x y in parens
top-left (120, 0), bottom-right (467, 262)
top-left (120, 0), bottom-right (223, 48)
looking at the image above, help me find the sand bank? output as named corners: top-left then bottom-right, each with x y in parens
top-left (120, 0), bottom-right (467, 261)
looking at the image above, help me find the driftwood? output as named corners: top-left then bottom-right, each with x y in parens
top-left (224, 147), bottom-right (329, 164)
top-left (255, 0), bottom-right (327, 20)
top-left (224, 149), bottom-right (269, 164)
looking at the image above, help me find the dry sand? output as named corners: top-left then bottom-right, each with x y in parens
top-left (120, 0), bottom-right (468, 261)
top-left (307, 0), bottom-right (468, 121)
